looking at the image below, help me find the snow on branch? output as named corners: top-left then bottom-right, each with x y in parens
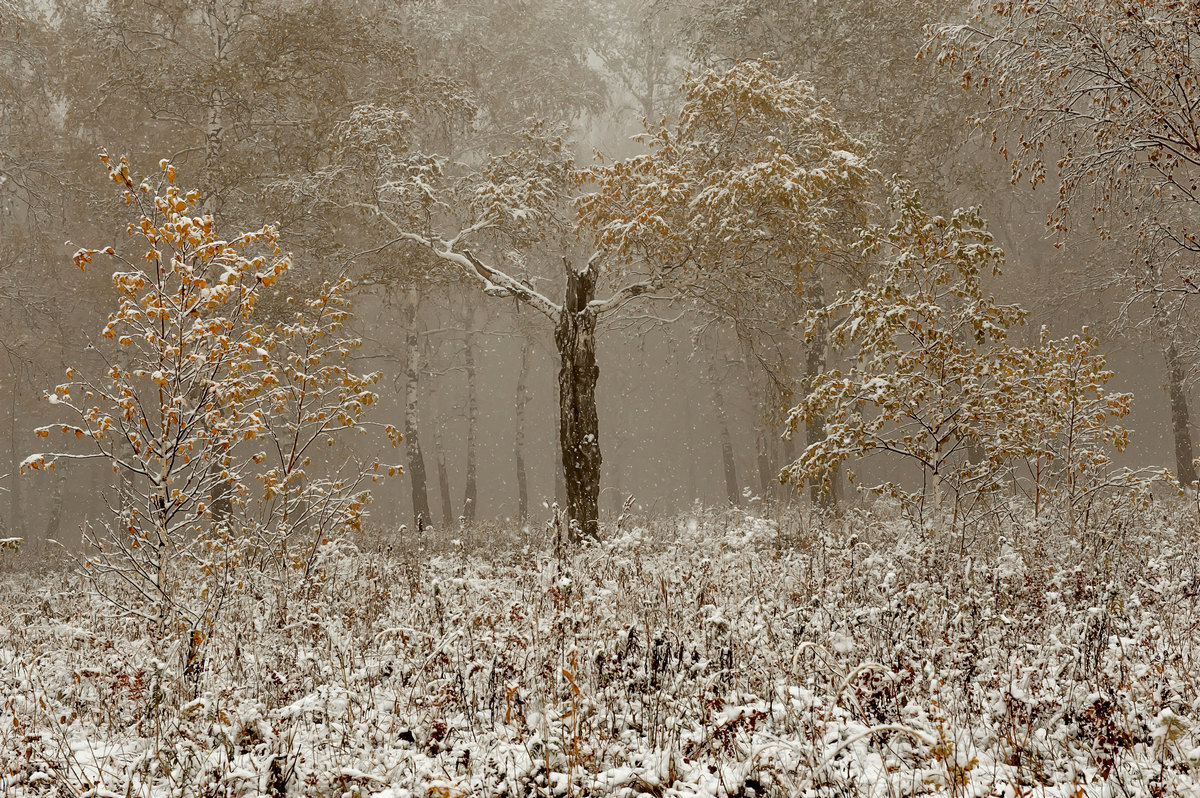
top-left (360, 202), bottom-right (562, 320)
top-left (586, 277), bottom-right (665, 317)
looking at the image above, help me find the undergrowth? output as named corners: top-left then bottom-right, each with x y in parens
top-left (2, 501), bottom-right (1199, 797)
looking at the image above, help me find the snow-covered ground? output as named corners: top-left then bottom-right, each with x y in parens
top-left (2, 506), bottom-right (1199, 797)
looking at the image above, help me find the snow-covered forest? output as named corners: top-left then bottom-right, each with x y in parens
top-left (2, 0), bottom-right (1200, 795)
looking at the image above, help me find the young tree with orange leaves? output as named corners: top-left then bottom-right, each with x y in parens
top-left (23, 157), bottom-right (398, 627)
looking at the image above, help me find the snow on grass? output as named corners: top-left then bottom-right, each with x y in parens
top-left (1, 505), bottom-right (1198, 796)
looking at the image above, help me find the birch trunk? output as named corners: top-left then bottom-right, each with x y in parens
top-left (706, 354), bottom-right (741, 507)
top-left (514, 336), bottom-right (532, 525)
top-left (803, 281), bottom-right (838, 507)
top-left (201, 2), bottom-right (226, 213)
top-left (402, 297), bottom-right (431, 525)
top-left (462, 333), bottom-right (479, 523)
top-left (1163, 336), bottom-right (1197, 488)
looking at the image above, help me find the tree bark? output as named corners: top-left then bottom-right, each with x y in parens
top-left (754, 424), bottom-right (772, 497)
top-left (402, 297), bottom-right (431, 526)
top-left (780, 397), bottom-right (798, 504)
top-left (555, 263), bottom-right (602, 540)
top-left (707, 353), bottom-right (741, 507)
top-left (1163, 336), bottom-right (1197, 487)
top-left (553, 368), bottom-right (567, 508)
top-left (209, 462), bottom-right (233, 524)
top-left (514, 336), bottom-right (532, 525)
top-left (201, 3), bottom-right (227, 214)
top-left (462, 333), bottom-right (479, 523)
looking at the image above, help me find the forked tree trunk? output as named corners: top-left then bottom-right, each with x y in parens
top-left (462, 334), bottom-right (479, 523)
top-left (707, 354), bottom-right (741, 507)
top-left (514, 337), bottom-right (532, 525)
top-left (555, 264), bottom-right (601, 540)
top-left (1163, 336), bottom-right (1197, 487)
top-left (402, 298), bottom-right (431, 525)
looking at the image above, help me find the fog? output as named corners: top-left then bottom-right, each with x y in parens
top-left (1, 0), bottom-right (1197, 545)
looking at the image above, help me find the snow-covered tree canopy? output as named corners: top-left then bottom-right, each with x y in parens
top-left (579, 59), bottom-right (874, 285)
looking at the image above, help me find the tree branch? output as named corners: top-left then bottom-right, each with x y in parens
top-left (461, 250), bottom-right (561, 320)
top-left (587, 277), bottom-right (665, 316)
top-left (356, 202), bottom-right (561, 319)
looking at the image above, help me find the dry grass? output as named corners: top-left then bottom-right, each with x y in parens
top-left (2, 501), bottom-right (1199, 797)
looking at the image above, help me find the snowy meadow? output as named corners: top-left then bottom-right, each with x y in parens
top-left (3, 504), bottom-right (1199, 798)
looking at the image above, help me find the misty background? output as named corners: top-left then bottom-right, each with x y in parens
top-left (0, 0), bottom-right (1188, 545)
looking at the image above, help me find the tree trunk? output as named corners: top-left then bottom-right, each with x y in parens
top-left (707, 354), bottom-right (741, 507)
top-left (803, 282), bottom-right (839, 507)
top-left (514, 336), bottom-right (531, 526)
top-left (555, 263), bottom-right (602, 540)
top-left (684, 371), bottom-right (698, 503)
top-left (201, 3), bottom-right (226, 213)
top-left (740, 340), bottom-right (773, 497)
top-left (8, 377), bottom-right (22, 539)
top-left (43, 471), bottom-right (65, 541)
top-left (754, 426), bottom-right (772, 498)
top-left (402, 298), bottom-right (431, 526)
top-left (553, 368), bottom-right (567, 508)
top-left (429, 387), bottom-right (454, 527)
top-left (202, 89), bottom-right (224, 212)
top-left (780, 401), bottom-right (798, 505)
top-left (209, 462), bottom-right (233, 524)
top-left (462, 333), bottom-right (478, 523)
top-left (1163, 336), bottom-right (1197, 487)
